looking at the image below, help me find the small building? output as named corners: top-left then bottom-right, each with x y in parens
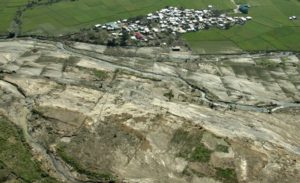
top-left (94, 24), bottom-right (101, 28)
top-left (240, 17), bottom-right (247, 21)
top-left (152, 28), bottom-right (159, 32)
top-left (135, 32), bottom-right (143, 40)
top-left (105, 22), bottom-right (120, 30)
top-left (171, 46), bottom-right (181, 51)
top-left (239, 4), bottom-right (250, 14)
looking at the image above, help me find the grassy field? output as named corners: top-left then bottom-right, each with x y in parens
top-left (183, 0), bottom-right (300, 53)
top-left (21, 0), bottom-right (234, 35)
top-left (0, 0), bottom-right (28, 34)
top-left (1, 0), bottom-right (300, 52)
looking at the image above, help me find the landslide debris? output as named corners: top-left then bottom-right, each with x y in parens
top-left (0, 40), bottom-right (299, 183)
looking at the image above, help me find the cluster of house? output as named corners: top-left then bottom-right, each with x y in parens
top-left (95, 5), bottom-right (252, 41)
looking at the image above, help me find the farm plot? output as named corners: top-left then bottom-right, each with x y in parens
top-left (20, 0), bottom-right (234, 35)
top-left (183, 0), bottom-right (300, 53)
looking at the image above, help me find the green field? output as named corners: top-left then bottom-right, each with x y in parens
top-left (183, 0), bottom-right (300, 53)
top-left (0, 0), bottom-right (28, 34)
top-left (21, 0), bottom-right (234, 35)
top-left (1, 0), bottom-right (300, 52)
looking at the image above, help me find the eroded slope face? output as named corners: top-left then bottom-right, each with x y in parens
top-left (0, 40), bottom-right (300, 183)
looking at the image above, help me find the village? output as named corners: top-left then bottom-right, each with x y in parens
top-left (94, 5), bottom-right (252, 44)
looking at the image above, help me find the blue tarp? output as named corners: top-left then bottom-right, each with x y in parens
top-left (239, 4), bottom-right (249, 14)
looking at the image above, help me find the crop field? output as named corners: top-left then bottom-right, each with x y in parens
top-left (183, 0), bottom-right (300, 53)
top-left (0, 0), bottom-right (299, 53)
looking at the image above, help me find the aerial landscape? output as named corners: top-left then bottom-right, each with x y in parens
top-left (0, 0), bottom-right (299, 183)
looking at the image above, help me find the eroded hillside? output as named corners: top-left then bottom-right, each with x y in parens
top-left (0, 40), bottom-right (300, 183)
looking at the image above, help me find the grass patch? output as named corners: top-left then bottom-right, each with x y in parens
top-left (56, 144), bottom-right (115, 182)
top-left (189, 144), bottom-right (212, 162)
top-left (255, 58), bottom-right (282, 68)
top-left (215, 144), bottom-right (229, 153)
top-left (117, 69), bottom-right (162, 82)
top-left (171, 128), bottom-right (194, 144)
top-left (216, 168), bottom-right (238, 183)
top-left (0, 0), bottom-right (29, 34)
top-left (93, 69), bottom-right (108, 80)
top-left (0, 116), bottom-right (57, 182)
top-left (0, 161), bottom-right (10, 182)
top-left (171, 128), bottom-right (212, 162)
top-left (184, 0), bottom-right (300, 52)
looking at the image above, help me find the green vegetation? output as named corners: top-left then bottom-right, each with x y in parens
top-left (189, 144), bottom-right (213, 162)
top-left (1, 0), bottom-right (299, 52)
top-left (171, 128), bottom-right (196, 144)
top-left (0, 116), bottom-right (57, 182)
top-left (215, 144), bottom-right (229, 153)
top-left (56, 144), bottom-right (115, 182)
top-left (173, 129), bottom-right (237, 181)
top-left (171, 128), bottom-right (213, 162)
top-left (216, 168), bottom-right (238, 183)
top-left (0, 0), bottom-right (28, 34)
top-left (0, 161), bottom-right (10, 182)
top-left (255, 58), bottom-right (282, 68)
top-left (163, 90), bottom-right (174, 100)
top-left (93, 69), bottom-right (108, 79)
top-left (117, 69), bottom-right (162, 82)
top-left (20, 0), bottom-right (233, 35)
top-left (184, 0), bottom-right (300, 53)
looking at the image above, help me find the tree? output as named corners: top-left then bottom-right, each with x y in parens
top-left (224, 23), bottom-right (231, 30)
top-left (107, 38), bottom-right (117, 47)
top-left (120, 29), bottom-right (129, 46)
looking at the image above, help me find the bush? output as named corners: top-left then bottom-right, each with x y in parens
top-left (216, 168), bottom-right (238, 183)
top-left (163, 90), bottom-right (174, 100)
top-left (216, 144), bottom-right (229, 153)
top-left (93, 69), bottom-right (108, 79)
top-left (189, 144), bottom-right (212, 162)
